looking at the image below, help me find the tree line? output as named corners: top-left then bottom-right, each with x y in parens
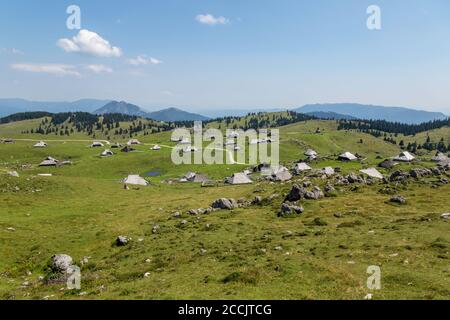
top-left (337, 118), bottom-right (450, 136)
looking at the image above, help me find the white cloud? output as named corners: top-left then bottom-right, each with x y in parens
top-left (57, 29), bottom-right (122, 58)
top-left (126, 55), bottom-right (162, 66)
top-left (195, 14), bottom-right (230, 25)
top-left (0, 48), bottom-right (24, 55)
top-left (85, 64), bottom-right (113, 74)
top-left (11, 63), bottom-right (81, 77)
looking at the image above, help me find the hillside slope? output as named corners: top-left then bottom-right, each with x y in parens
top-left (147, 107), bottom-right (209, 122)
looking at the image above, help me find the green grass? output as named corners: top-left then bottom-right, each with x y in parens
top-left (398, 126), bottom-right (450, 150)
top-left (0, 119), bottom-right (449, 300)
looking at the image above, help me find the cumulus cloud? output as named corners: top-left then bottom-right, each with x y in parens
top-left (11, 63), bottom-right (81, 77)
top-left (126, 55), bottom-right (162, 66)
top-left (195, 14), bottom-right (229, 25)
top-left (57, 29), bottom-right (122, 58)
top-left (85, 64), bottom-right (113, 74)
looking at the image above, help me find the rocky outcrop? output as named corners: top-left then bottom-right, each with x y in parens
top-left (50, 254), bottom-right (75, 273)
top-left (285, 185), bottom-right (324, 201)
top-left (409, 168), bottom-right (432, 179)
top-left (211, 198), bottom-right (238, 210)
top-left (390, 170), bottom-right (410, 183)
top-left (390, 195), bottom-right (406, 205)
top-left (116, 236), bottom-right (129, 246)
top-left (346, 173), bottom-right (365, 184)
top-left (279, 203), bottom-right (304, 217)
top-left (324, 184), bottom-right (336, 195)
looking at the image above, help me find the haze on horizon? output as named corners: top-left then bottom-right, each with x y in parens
top-left (0, 0), bottom-right (449, 114)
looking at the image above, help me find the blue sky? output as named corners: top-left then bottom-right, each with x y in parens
top-left (0, 0), bottom-right (449, 113)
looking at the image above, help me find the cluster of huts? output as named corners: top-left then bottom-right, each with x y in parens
top-left (8, 136), bottom-right (447, 189)
top-left (304, 148), bottom-right (422, 164)
top-left (92, 139), bottom-right (162, 157)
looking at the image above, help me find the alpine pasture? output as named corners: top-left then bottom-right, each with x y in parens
top-left (0, 115), bottom-right (449, 300)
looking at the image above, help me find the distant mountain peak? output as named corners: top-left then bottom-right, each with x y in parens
top-left (94, 101), bottom-right (147, 117)
top-left (93, 101), bottom-right (209, 122)
top-left (147, 107), bottom-right (209, 122)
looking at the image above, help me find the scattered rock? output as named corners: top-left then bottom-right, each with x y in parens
top-left (410, 168), bottom-right (432, 179)
top-left (152, 225), bottom-right (160, 234)
top-left (308, 187), bottom-right (324, 200)
top-left (390, 195), bottom-right (406, 205)
top-left (188, 209), bottom-right (199, 216)
top-left (441, 213), bottom-right (450, 220)
top-left (211, 198), bottom-right (238, 210)
top-left (389, 170), bottom-right (410, 183)
top-left (431, 167), bottom-right (441, 175)
top-left (115, 236), bottom-right (129, 246)
top-left (324, 184), bottom-right (336, 195)
top-left (80, 257), bottom-right (89, 266)
top-left (346, 173), bottom-right (364, 184)
top-left (279, 203), bottom-right (304, 217)
top-left (287, 184), bottom-right (324, 201)
top-left (285, 185), bottom-right (307, 201)
top-left (389, 253), bottom-right (399, 257)
top-left (8, 171), bottom-right (19, 178)
top-left (252, 196), bottom-right (263, 205)
top-left (50, 254), bottom-right (74, 273)
top-left (172, 211), bottom-right (182, 218)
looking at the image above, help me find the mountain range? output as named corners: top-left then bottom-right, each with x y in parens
top-left (0, 99), bottom-right (209, 122)
top-left (295, 103), bottom-right (448, 124)
top-left (0, 98), bottom-right (111, 117)
top-left (0, 99), bottom-right (448, 124)
top-left (94, 101), bottom-right (209, 122)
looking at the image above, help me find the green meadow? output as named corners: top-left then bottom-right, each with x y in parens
top-left (0, 118), bottom-right (449, 300)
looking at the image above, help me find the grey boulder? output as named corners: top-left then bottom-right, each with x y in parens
top-left (211, 198), bottom-right (238, 210)
top-left (279, 203), bottom-right (304, 217)
top-left (51, 254), bottom-right (74, 273)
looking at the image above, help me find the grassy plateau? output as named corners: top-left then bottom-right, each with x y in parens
top-left (0, 117), bottom-right (449, 300)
